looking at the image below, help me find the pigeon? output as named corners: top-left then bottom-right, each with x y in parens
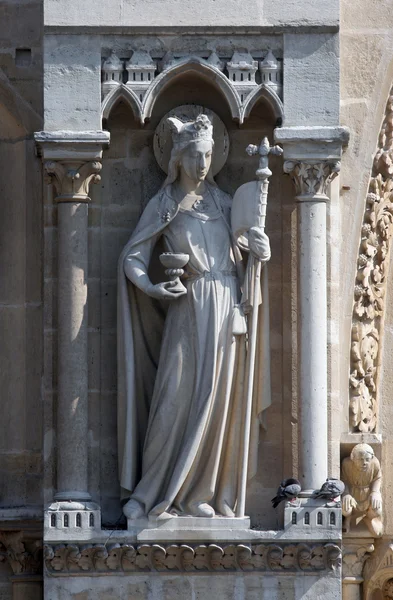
top-left (271, 478), bottom-right (302, 508)
top-left (313, 478), bottom-right (345, 502)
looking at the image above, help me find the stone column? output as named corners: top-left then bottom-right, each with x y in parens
top-left (34, 132), bottom-right (110, 521)
top-left (274, 126), bottom-right (349, 493)
top-left (46, 159), bottom-right (101, 502)
top-left (284, 160), bottom-right (339, 491)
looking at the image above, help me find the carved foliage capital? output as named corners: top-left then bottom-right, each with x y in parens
top-left (342, 543), bottom-right (374, 579)
top-left (0, 531), bottom-right (42, 576)
top-left (44, 160), bottom-right (102, 202)
top-left (44, 542), bottom-right (341, 575)
top-left (284, 160), bottom-right (340, 199)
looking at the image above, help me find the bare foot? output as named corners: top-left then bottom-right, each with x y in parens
top-left (123, 499), bottom-right (144, 519)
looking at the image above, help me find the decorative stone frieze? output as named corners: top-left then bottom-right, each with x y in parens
top-left (44, 542), bottom-right (341, 574)
top-left (0, 531), bottom-right (42, 576)
top-left (101, 49), bottom-right (284, 124)
top-left (349, 91), bottom-right (393, 433)
top-left (283, 160), bottom-right (341, 200)
top-left (44, 160), bottom-right (102, 202)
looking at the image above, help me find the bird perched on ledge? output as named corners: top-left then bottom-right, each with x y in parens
top-left (271, 478), bottom-right (302, 508)
top-left (313, 478), bottom-right (345, 502)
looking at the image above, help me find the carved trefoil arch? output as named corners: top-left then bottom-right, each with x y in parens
top-left (101, 51), bottom-right (284, 125)
top-left (349, 89), bottom-right (393, 432)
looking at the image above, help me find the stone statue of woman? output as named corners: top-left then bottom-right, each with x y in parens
top-left (117, 113), bottom-right (271, 520)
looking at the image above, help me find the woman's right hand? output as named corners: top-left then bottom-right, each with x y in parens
top-left (147, 280), bottom-right (187, 300)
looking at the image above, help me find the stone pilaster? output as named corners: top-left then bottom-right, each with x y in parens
top-left (34, 131), bottom-right (110, 528)
top-left (275, 126), bottom-right (349, 494)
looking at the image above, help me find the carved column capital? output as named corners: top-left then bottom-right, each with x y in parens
top-left (342, 541), bottom-right (374, 581)
top-left (283, 160), bottom-right (341, 200)
top-left (44, 159), bottom-right (102, 202)
top-left (0, 531), bottom-right (42, 576)
top-left (34, 130), bottom-right (109, 203)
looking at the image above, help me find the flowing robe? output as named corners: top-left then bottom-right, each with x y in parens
top-left (117, 183), bottom-right (270, 516)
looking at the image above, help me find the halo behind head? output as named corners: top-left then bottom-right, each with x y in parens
top-left (154, 105), bottom-right (229, 176)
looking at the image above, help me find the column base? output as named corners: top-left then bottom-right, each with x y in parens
top-left (44, 500), bottom-right (101, 541)
top-left (284, 496), bottom-right (342, 538)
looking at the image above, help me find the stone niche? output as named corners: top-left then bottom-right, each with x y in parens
top-left (88, 64), bottom-right (294, 529)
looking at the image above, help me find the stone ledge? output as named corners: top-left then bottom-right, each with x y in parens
top-left (274, 125), bottom-right (350, 161)
top-left (34, 130), bottom-right (110, 160)
top-left (44, 541), bottom-right (341, 574)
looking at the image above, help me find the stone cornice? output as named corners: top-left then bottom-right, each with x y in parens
top-left (44, 542), bottom-right (341, 575)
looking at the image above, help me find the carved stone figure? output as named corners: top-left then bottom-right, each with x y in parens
top-left (341, 443), bottom-right (383, 537)
top-left (349, 92), bottom-right (393, 433)
top-left (117, 113), bottom-right (271, 520)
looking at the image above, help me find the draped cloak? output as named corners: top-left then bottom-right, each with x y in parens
top-left (117, 183), bottom-right (271, 509)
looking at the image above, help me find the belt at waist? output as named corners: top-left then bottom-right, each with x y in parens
top-left (186, 270), bottom-right (237, 282)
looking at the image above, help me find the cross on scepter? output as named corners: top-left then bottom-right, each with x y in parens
top-left (236, 137), bottom-right (283, 519)
top-left (246, 136), bottom-right (284, 181)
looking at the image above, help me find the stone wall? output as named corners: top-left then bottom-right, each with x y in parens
top-left (0, 1), bottom-right (43, 599)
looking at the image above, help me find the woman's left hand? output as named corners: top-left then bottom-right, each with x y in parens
top-left (248, 227), bottom-right (271, 262)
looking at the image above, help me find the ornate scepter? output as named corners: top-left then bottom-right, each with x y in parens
top-left (236, 137), bottom-right (283, 519)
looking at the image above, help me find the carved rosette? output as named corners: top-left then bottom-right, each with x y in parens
top-left (0, 531), bottom-right (42, 576)
top-left (284, 160), bottom-right (340, 199)
top-left (44, 160), bottom-right (102, 202)
top-left (350, 91), bottom-right (393, 432)
top-left (43, 542), bottom-right (341, 574)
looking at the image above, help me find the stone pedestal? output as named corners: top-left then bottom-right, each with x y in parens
top-left (131, 516), bottom-right (251, 542)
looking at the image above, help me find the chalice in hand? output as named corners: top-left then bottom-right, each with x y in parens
top-left (159, 253), bottom-right (189, 294)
